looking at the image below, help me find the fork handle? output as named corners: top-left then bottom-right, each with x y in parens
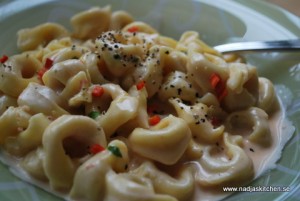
top-left (214, 39), bottom-right (300, 53)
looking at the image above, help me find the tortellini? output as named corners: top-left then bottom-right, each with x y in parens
top-left (132, 161), bottom-right (195, 201)
top-left (96, 84), bottom-right (139, 138)
top-left (4, 113), bottom-right (51, 156)
top-left (0, 93), bottom-right (18, 115)
top-left (257, 77), bottom-right (278, 114)
top-left (17, 23), bottom-right (69, 51)
top-left (0, 5), bottom-right (284, 201)
top-left (129, 115), bottom-right (191, 165)
top-left (0, 106), bottom-right (31, 144)
top-left (71, 6), bottom-right (112, 40)
top-left (109, 10), bottom-right (134, 30)
top-left (0, 54), bottom-right (42, 97)
top-left (196, 133), bottom-right (254, 186)
top-left (70, 140), bottom-right (128, 201)
top-left (104, 171), bottom-right (177, 201)
top-left (225, 107), bottom-right (271, 147)
top-left (158, 71), bottom-right (198, 102)
top-left (18, 83), bottom-right (69, 118)
top-left (223, 63), bottom-right (259, 111)
top-left (43, 115), bottom-right (106, 190)
top-left (170, 98), bottom-right (224, 143)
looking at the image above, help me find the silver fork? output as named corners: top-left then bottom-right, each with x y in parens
top-left (214, 39), bottom-right (300, 53)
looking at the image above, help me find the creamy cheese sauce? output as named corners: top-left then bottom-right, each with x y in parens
top-left (0, 96), bottom-right (294, 201)
top-left (190, 102), bottom-right (294, 201)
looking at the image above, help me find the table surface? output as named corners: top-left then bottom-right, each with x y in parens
top-left (266, 0), bottom-right (300, 17)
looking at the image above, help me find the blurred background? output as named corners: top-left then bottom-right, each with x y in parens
top-left (267, 0), bottom-right (300, 16)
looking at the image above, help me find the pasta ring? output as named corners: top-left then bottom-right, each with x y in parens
top-left (42, 115), bottom-right (106, 190)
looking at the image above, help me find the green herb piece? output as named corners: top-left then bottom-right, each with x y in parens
top-left (88, 111), bottom-right (100, 119)
top-left (107, 145), bottom-right (122, 158)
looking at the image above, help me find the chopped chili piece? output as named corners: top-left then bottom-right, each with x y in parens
top-left (136, 80), bottom-right (145, 90)
top-left (209, 72), bottom-right (227, 101)
top-left (217, 88), bottom-right (228, 102)
top-left (88, 111), bottom-right (100, 119)
top-left (108, 145), bottom-right (122, 157)
top-left (128, 26), bottom-right (138, 33)
top-left (149, 115), bottom-right (161, 126)
top-left (209, 73), bottom-right (221, 89)
top-left (37, 68), bottom-right (47, 81)
top-left (37, 59), bottom-right (53, 82)
top-left (44, 58), bottom-right (53, 69)
top-left (0, 55), bottom-right (8, 63)
top-left (92, 86), bottom-right (104, 97)
top-left (89, 144), bottom-right (105, 155)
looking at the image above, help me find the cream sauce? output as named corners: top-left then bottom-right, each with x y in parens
top-left (0, 96), bottom-right (295, 201)
top-left (0, 152), bottom-right (69, 200)
top-left (190, 106), bottom-right (294, 201)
